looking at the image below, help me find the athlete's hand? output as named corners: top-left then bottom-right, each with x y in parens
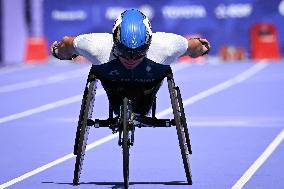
top-left (51, 41), bottom-right (62, 59)
top-left (187, 38), bottom-right (210, 58)
top-left (50, 36), bottom-right (78, 60)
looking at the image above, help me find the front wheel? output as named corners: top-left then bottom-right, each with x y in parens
top-left (122, 98), bottom-right (131, 189)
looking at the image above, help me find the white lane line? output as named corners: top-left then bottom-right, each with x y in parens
top-left (0, 89), bottom-right (105, 124)
top-left (0, 67), bottom-right (89, 93)
top-left (0, 97), bottom-right (180, 189)
top-left (0, 63), bottom-right (183, 124)
top-left (0, 134), bottom-right (119, 189)
top-left (231, 129), bottom-right (284, 189)
top-left (0, 96), bottom-right (184, 189)
top-left (0, 64), bottom-right (35, 75)
top-left (0, 63), bottom-right (268, 188)
top-left (157, 62), bottom-right (268, 118)
top-left (0, 62), bottom-right (186, 93)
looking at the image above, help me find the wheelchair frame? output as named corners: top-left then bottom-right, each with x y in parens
top-left (72, 65), bottom-right (193, 188)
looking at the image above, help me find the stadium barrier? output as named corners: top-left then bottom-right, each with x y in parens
top-left (250, 23), bottom-right (281, 60)
top-left (219, 46), bottom-right (245, 61)
top-left (24, 37), bottom-right (48, 63)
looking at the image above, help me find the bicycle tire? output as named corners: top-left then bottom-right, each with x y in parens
top-left (122, 97), bottom-right (130, 189)
top-left (73, 80), bottom-right (95, 185)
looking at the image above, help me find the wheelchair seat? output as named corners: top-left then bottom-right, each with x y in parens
top-left (91, 58), bottom-right (172, 115)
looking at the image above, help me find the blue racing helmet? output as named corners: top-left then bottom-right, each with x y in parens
top-left (112, 9), bottom-right (152, 59)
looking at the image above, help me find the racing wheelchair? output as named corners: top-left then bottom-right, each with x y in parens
top-left (72, 62), bottom-right (193, 188)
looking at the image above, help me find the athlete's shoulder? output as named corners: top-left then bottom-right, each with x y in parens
top-left (75, 32), bottom-right (112, 39)
top-left (74, 33), bottom-right (112, 49)
top-left (152, 32), bottom-right (187, 42)
top-left (147, 32), bottom-right (188, 65)
top-left (73, 33), bottom-right (114, 64)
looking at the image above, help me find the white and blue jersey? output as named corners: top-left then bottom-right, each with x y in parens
top-left (73, 32), bottom-right (188, 65)
top-left (73, 32), bottom-right (188, 114)
top-left (90, 57), bottom-right (172, 115)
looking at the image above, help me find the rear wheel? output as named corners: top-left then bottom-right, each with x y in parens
top-left (73, 80), bottom-right (96, 185)
top-left (176, 87), bottom-right (192, 154)
top-left (173, 87), bottom-right (192, 184)
top-left (168, 77), bottom-right (192, 185)
top-left (122, 98), bottom-right (130, 189)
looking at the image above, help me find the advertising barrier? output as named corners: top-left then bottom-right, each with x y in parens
top-left (251, 23), bottom-right (281, 60)
top-left (43, 0), bottom-right (284, 56)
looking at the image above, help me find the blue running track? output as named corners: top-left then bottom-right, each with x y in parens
top-left (0, 59), bottom-right (283, 189)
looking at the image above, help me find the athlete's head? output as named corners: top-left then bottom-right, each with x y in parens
top-left (112, 9), bottom-right (152, 68)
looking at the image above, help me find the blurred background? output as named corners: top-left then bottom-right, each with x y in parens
top-left (0, 0), bottom-right (283, 65)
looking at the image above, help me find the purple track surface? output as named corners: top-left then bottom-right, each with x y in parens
top-left (0, 60), bottom-right (283, 189)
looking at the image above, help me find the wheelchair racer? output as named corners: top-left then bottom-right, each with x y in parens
top-left (51, 9), bottom-right (210, 114)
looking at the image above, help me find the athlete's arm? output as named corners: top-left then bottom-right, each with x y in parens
top-left (186, 38), bottom-right (210, 58)
top-left (50, 36), bottom-right (78, 60)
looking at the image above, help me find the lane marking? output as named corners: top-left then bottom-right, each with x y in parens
top-left (0, 63), bottom-right (185, 124)
top-left (231, 129), bottom-right (284, 189)
top-left (0, 62), bottom-right (187, 93)
top-left (0, 67), bottom-right (89, 93)
top-left (0, 99), bottom-right (179, 189)
top-left (157, 62), bottom-right (268, 118)
top-left (0, 134), bottom-right (119, 189)
top-left (0, 64), bottom-right (35, 75)
top-left (0, 63), bottom-right (268, 187)
top-left (0, 89), bottom-right (105, 124)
